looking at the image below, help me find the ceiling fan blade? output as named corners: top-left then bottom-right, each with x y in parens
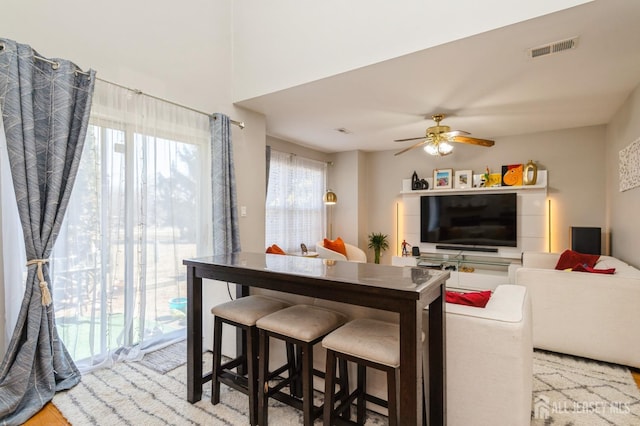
top-left (394, 136), bottom-right (427, 142)
top-left (453, 135), bottom-right (495, 147)
top-left (442, 130), bottom-right (470, 137)
top-left (394, 139), bottom-right (428, 156)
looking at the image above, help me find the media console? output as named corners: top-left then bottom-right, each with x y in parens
top-left (399, 170), bottom-right (548, 257)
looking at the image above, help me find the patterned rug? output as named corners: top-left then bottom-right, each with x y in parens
top-left (53, 344), bottom-right (640, 425)
top-left (53, 346), bottom-right (386, 425)
top-left (531, 350), bottom-right (640, 425)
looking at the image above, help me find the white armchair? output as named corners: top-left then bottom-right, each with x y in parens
top-left (423, 284), bottom-right (533, 426)
top-left (315, 241), bottom-right (367, 263)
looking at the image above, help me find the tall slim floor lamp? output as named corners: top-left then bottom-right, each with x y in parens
top-left (323, 189), bottom-right (337, 239)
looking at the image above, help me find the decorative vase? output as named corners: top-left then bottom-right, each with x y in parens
top-left (374, 248), bottom-right (381, 264)
top-left (523, 160), bottom-right (538, 185)
top-left (411, 171), bottom-right (420, 190)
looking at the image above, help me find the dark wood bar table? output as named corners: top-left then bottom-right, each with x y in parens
top-left (183, 252), bottom-right (448, 425)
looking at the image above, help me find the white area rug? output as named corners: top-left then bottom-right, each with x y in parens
top-left (53, 344), bottom-right (640, 425)
top-left (531, 350), bottom-right (640, 425)
top-left (53, 349), bottom-right (386, 425)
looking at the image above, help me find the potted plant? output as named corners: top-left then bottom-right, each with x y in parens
top-left (368, 232), bottom-right (389, 264)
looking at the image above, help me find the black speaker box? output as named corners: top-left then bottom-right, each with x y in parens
top-left (570, 227), bottom-right (601, 255)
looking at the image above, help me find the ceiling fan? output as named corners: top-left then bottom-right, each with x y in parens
top-left (394, 114), bottom-right (494, 156)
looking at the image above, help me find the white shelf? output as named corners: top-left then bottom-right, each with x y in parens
top-left (401, 170), bottom-right (547, 196)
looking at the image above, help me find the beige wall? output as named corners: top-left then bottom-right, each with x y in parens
top-left (331, 151), bottom-right (365, 249)
top-left (606, 85), bottom-right (640, 267)
top-left (362, 125), bottom-right (607, 263)
top-left (1, 0), bottom-right (234, 114)
top-left (267, 136), bottom-right (333, 163)
top-left (232, 0), bottom-right (589, 101)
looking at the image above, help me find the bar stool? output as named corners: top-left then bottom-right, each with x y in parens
top-left (210, 295), bottom-right (292, 426)
top-left (256, 304), bottom-right (349, 426)
top-left (322, 318), bottom-right (401, 426)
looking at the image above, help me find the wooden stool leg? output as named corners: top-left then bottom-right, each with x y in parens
top-left (422, 372), bottom-right (427, 426)
top-left (295, 344), bottom-right (303, 398)
top-left (211, 316), bottom-right (223, 404)
top-left (286, 342), bottom-right (298, 397)
top-left (323, 349), bottom-right (337, 426)
top-left (258, 330), bottom-right (270, 426)
top-left (301, 342), bottom-right (314, 426)
top-left (387, 367), bottom-right (398, 426)
top-left (247, 326), bottom-right (258, 426)
top-left (338, 358), bottom-right (350, 420)
top-left (356, 364), bottom-right (366, 424)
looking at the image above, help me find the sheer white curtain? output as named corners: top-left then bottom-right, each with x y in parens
top-left (265, 150), bottom-right (326, 252)
top-left (50, 80), bottom-right (212, 371)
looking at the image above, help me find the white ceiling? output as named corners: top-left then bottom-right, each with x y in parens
top-left (235, 0), bottom-right (640, 154)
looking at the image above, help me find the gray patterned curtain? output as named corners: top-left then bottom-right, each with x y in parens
top-left (211, 113), bottom-right (241, 255)
top-left (0, 39), bottom-right (95, 424)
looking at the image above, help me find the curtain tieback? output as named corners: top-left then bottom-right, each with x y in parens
top-left (26, 258), bottom-right (52, 306)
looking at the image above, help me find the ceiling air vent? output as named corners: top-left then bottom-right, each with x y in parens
top-left (529, 37), bottom-right (579, 59)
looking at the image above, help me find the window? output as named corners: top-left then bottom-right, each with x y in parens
top-left (265, 150), bottom-right (326, 252)
top-left (51, 81), bottom-right (211, 370)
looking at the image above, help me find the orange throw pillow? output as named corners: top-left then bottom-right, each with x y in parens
top-left (323, 237), bottom-right (347, 257)
top-left (266, 244), bottom-right (286, 255)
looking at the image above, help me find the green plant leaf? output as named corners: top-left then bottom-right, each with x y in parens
top-left (367, 232), bottom-right (389, 251)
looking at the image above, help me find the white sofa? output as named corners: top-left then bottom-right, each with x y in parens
top-left (423, 284), bottom-right (533, 426)
top-left (315, 241), bottom-right (367, 262)
top-left (515, 252), bottom-right (640, 368)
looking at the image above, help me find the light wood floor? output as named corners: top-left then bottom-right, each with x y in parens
top-left (24, 402), bottom-right (70, 426)
top-left (24, 369), bottom-right (640, 425)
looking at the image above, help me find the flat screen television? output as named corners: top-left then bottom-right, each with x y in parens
top-left (420, 192), bottom-right (517, 248)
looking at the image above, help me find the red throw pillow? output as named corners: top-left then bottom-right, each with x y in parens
top-left (266, 244), bottom-right (286, 255)
top-left (554, 249), bottom-right (600, 270)
top-left (573, 263), bottom-right (616, 274)
top-left (445, 290), bottom-right (491, 308)
top-left (323, 237), bottom-right (347, 257)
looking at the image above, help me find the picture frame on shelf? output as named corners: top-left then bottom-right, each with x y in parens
top-left (501, 164), bottom-right (523, 186)
top-left (487, 173), bottom-right (502, 187)
top-left (433, 168), bottom-right (453, 189)
top-left (454, 170), bottom-right (472, 189)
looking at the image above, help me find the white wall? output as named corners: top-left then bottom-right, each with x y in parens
top-left (606, 84), bottom-right (640, 268)
top-left (232, 0), bottom-right (590, 101)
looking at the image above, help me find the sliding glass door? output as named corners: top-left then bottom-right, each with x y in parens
top-left (51, 81), bottom-right (211, 370)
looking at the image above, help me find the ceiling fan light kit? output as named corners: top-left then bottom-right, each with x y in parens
top-left (394, 113), bottom-right (495, 156)
top-left (424, 140), bottom-right (453, 156)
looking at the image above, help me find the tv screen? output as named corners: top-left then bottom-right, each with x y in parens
top-left (420, 193), bottom-right (517, 248)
